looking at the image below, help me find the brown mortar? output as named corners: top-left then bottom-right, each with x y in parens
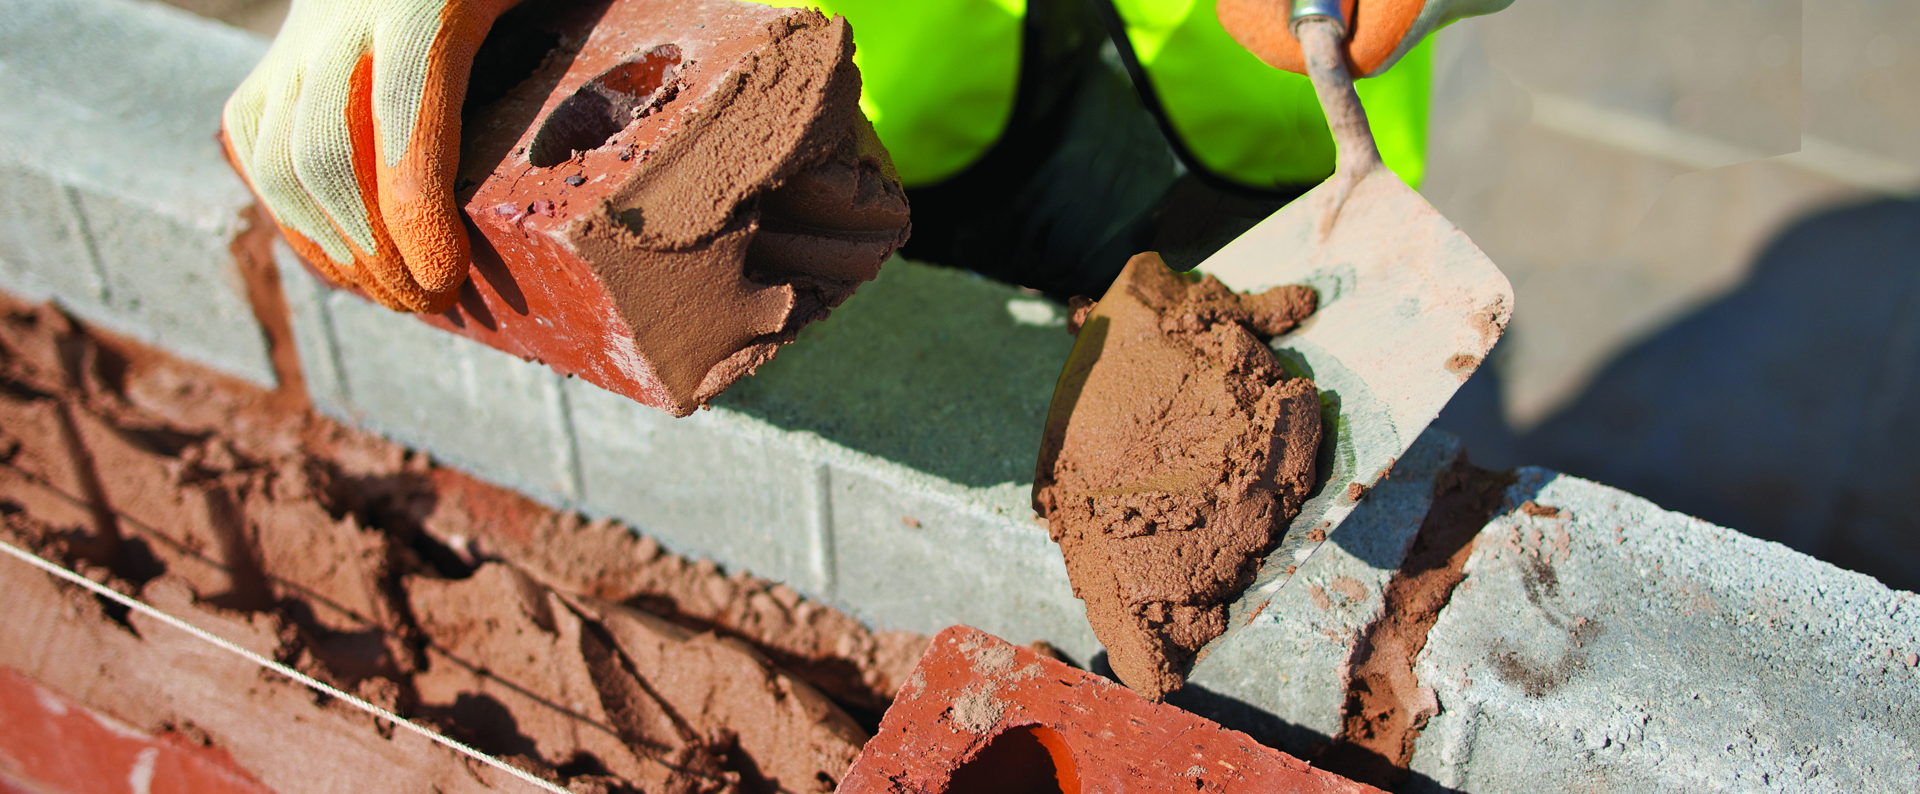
top-left (1033, 253), bottom-right (1320, 700)
top-left (1314, 458), bottom-right (1517, 790)
top-left (228, 203), bottom-right (309, 414)
top-left (0, 290), bottom-right (929, 792)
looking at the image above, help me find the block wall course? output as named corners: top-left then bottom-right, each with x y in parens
top-left (564, 379), bottom-right (830, 595)
top-left (1409, 468), bottom-right (1920, 793)
top-left (278, 255), bottom-right (1103, 658)
top-left (279, 244), bottom-right (582, 508)
top-left (0, 163), bottom-right (104, 310)
top-left (0, 0), bottom-right (274, 386)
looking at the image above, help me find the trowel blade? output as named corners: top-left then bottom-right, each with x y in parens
top-left (1194, 163), bottom-right (1512, 649)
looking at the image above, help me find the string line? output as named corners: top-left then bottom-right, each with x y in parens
top-left (0, 538), bottom-right (570, 794)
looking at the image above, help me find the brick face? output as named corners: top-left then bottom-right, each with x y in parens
top-left (840, 626), bottom-right (1387, 794)
top-left (0, 666), bottom-right (277, 794)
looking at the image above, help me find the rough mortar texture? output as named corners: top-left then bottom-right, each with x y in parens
top-left (0, 0), bottom-right (273, 385)
top-left (0, 294), bottom-right (913, 793)
top-left (1176, 428), bottom-right (1463, 755)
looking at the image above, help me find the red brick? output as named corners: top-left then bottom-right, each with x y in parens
top-left (391, 0), bottom-right (907, 416)
top-left (839, 626), bottom-right (1386, 793)
top-left (0, 666), bottom-right (274, 794)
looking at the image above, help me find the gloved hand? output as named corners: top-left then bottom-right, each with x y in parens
top-left (221, 0), bottom-right (519, 313)
top-left (1217, 0), bottom-right (1513, 78)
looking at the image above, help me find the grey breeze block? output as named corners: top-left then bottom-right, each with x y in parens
top-left (279, 247), bottom-right (1102, 657)
top-left (0, 0), bottom-right (275, 386)
top-left (1408, 468), bottom-right (1920, 793)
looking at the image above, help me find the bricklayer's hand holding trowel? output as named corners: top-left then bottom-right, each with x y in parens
top-left (221, 0), bottom-right (1514, 702)
top-left (1034, 0), bottom-right (1515, 699)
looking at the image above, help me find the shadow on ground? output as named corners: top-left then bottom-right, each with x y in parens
top-left (1436, 196), bottom-right (1920, 592)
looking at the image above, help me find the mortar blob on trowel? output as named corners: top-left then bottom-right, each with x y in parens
top-left (1035, 254), bottom-right (1323, 699)
top-left (1035, 6), bottom-right (1513, 699)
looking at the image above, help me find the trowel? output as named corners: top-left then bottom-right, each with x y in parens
top-left (1042, 1), bottom-right (1513, 659)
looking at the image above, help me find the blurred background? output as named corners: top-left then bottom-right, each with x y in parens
top-left (1421, 0), bottom-right (1920, 592)
top-left (160, 0), bottom-right (1920, 592)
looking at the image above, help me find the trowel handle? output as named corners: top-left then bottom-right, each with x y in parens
top-left (1289, 4), bottom-right (1382, 178)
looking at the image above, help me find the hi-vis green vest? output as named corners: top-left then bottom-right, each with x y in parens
top-left (764, 0), bottom-right (1430, 190)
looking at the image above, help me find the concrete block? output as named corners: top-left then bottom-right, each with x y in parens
top-left (564, 381), bottom-right (827, 595)
top-left (0, 163), bottom-right (107, 310)
top-left (0, 0), bottom-right (274, 385)
top-left (1408, 468), bottom-right (1920, 793)
top-left (67, 187), bottom-right (269, 384)
top-left (568, 384), bottom-right (1093, 654)
top-left (714, 261), bottom-right (1075, 489)
top-left (0, 0), bottom-right (264, 218)
top-left (822, 456), bottom-right (1087, 653)
top-left (288, 264), bottom-right (581, 507)
top-left (1177, 430), bottom-right (1463, 755)
top-left (566, 257), bottom-right (1095, 654)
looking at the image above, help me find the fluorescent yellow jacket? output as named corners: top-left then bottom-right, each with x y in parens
top-left (766, 0), bottom-right (1430, 190)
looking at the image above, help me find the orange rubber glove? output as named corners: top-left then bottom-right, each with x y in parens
top-left (221, 0), bottom-right (519, 313)
top-left (1217, 0), bottom-right (1513, 78)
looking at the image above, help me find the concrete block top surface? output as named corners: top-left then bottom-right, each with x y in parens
top-left (0, 0), bottom-right (263, 230)
top-left (717, 260), bottom-right (1077, 491)
top-left (1413, 468), bottom-right (1920, 793)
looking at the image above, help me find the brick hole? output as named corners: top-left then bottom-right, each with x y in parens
top-left (945, 724), bottom-right (1080, 794)
top-left (529, 44), bottom-right (683, 168)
